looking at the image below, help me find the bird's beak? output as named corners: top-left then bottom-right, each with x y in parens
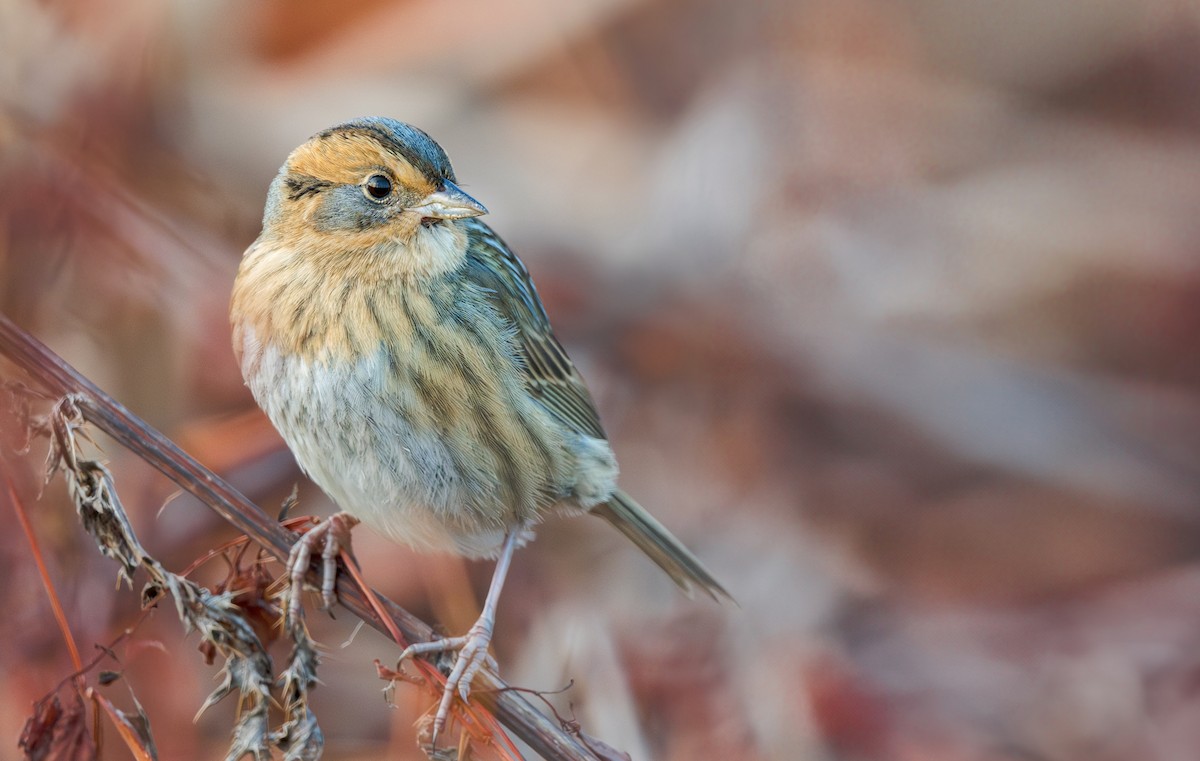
top-left (408, 180), bottom-right (488, 220)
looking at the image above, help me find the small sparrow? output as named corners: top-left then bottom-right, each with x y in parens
top-left (230, 117), bottom-right (727, 739)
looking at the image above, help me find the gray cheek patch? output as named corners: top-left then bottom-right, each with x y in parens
top-left (311, 185), bottom-right (390, 232)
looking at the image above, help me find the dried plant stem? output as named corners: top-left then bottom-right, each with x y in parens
top-left (89, 688), bottom-right (157, 761)
top-left (0, 312), bottom-right (604, 761)
top-left (3, 461), bottom-right (85, 676)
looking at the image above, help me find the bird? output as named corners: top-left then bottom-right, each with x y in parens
top-left (230, 117), bottom-right (728, 740)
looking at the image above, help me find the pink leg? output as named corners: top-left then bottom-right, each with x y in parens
top-left (399, 526), bottom-right (522, 744)
top-left (286, 511), bottom-right (360, 623)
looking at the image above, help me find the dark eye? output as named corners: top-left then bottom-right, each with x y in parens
top-left (364, 174), bottom-right (392, 200)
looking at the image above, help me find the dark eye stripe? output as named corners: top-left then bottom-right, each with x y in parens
top-left (284, 175), bottom-right (332, 201)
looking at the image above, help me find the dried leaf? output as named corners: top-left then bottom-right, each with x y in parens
top-left (213, 552), bottom-right (279, 652)
top-left (47, 397), bottom-right (146, 586)
top-left (273, 619), bottom-right (324, 761)
top-left (97, 671), bottom-right (121, 686)
top-left (19, 695), bottom-right (62, 759)
top-left (223, 704), bottom-right (271, 761)
top-left (45, 395), bottom-right (279, 761)
top-left (19, 693), bottom-right (94, 761)
top-left (90, 688), bottom-right (157, 761)
top-left (272, 706), bottom-right (324, 761)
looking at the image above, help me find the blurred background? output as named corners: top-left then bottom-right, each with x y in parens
top-left (4, 0), bottom-right (1200, 759)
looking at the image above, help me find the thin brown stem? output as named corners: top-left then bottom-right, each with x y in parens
top-left (3, 460), bottom-right (86, 677)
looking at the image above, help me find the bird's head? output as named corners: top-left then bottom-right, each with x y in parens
top-left (261, 117), bottom-right (487, 266)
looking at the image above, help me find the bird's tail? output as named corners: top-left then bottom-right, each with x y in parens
top-left (592, 490), bottom-right (731, 601)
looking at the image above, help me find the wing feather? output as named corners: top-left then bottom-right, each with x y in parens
top-left (461, 219), bottom-right (607, 440)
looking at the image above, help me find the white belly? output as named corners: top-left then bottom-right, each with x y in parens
top-left (243, 336), bottom-right (509, 557)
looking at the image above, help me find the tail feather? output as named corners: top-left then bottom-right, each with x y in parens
top-left (592, 490), bottom-right (731, 601)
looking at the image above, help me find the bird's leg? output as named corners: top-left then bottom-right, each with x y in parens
top-left (399, 525), bottom-right (522, 743)
top-left (286, 511), bottom-right (360, 623)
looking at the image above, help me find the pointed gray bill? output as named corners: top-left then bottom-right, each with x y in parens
top-left (409, 180), bottom-right (488, 220)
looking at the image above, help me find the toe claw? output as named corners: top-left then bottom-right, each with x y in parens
top-left (402, 620), bottom-right (496, 745)
top-left (459, 652), bottom-right (489, 699)
top-left (285, 512), bottom-right (359, 623)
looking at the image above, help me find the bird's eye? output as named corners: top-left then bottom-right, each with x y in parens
top-left (364, 174), bottom-right (392, 200)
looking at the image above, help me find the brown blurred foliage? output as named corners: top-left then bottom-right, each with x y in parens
top-left (5, 0), bottom-right (1200, 759)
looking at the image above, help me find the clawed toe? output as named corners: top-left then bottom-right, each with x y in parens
top-left (286, 512), bottom-right (360, 623)
top-left (398, 621), bottom-right (497, 743)
top-left (454, 629), bottom-right (497, 700)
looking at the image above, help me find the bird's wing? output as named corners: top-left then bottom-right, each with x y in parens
top-left (461, 219), bottom-right (607, 440)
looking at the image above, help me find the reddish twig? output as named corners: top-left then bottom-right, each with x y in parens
top-left (2, 460), bottom-right (85, 677)
top-left (89, 688), bottom-right (156, 761)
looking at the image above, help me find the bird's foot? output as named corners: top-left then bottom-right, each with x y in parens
top-left (399, 616), bottom-right (498, 744)
top-left (286, 511), bottom-right (360, 623)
